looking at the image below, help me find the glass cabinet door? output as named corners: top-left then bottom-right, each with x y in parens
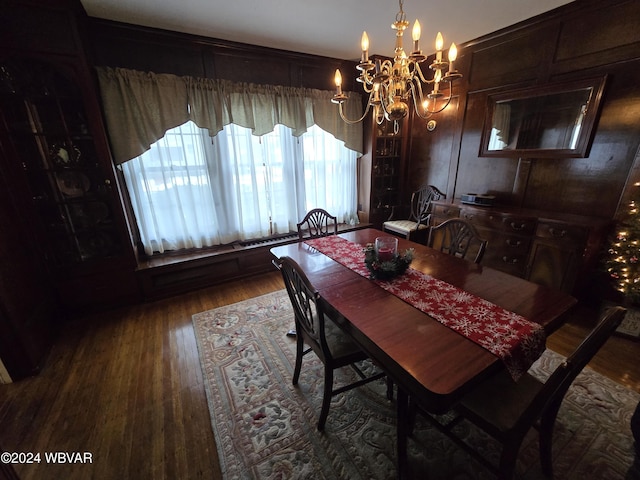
top-left (371, 119), bottom-right (403, 217)
top-left (0, 59), bottom-right (123, 267)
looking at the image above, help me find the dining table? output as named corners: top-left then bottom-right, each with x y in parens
top-left (269, 228), bottom-right (577, 478)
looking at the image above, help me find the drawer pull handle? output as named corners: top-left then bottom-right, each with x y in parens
top-left (549, 228), bottom-right (567, 238)
top-left (510, 222), bottom-right (527, 231)
top-left (502, 256), bottom-right (519, 264)
top-left (506, 239), bottom-right (522, 247)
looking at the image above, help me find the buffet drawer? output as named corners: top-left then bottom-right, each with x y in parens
top-left (477, 228), bottom-right (530, 277)
top-left (461, 207), bottom-right (537, 235)
top-left (460, 208), bottom-right (504, 230)
top-left (484, 250), bottom-right (529, 277)
top-left (431, 204), bottom-right (460, 220)
top-left (535, 220), bottom-right (588, 246)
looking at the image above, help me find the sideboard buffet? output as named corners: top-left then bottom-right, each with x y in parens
top-left (430, 200), bottom-right (611, 294)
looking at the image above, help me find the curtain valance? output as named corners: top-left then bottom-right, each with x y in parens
top-left (96, 67), bottom-right (363, 164)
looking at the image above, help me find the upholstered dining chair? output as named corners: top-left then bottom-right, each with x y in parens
top-left (382, 185), bottom-right (445, 240)
top-left (407, 306), bottom-right (626, 480)
top-left (275, 255), bottom-right (388, 430)
top-left (297, 208), bottom-right (338, 240)
top-left (427, 218), bottom-right (488, 264)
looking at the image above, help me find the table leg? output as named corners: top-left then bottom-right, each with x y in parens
top-left (397, 386), bottom-right (409, 479)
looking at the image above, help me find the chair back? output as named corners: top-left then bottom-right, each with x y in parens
top-left (297, 208), bottom-right (338, 240)
top-left (276, 256), bottom-right (330, 358)
top-left (514, 306), bottom-right (626, 433)
top-left (409, 185), bottom-right (445, 224)
top-left (428, 218), bottom-right (488, 264)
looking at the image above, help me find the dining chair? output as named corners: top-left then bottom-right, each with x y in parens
top-left (408, 305), bottom-right (626, 480)
top-left (427, 218), bottom-right (488, 264)
top-left (275, 255), bottom-right (388, 430)
top-left (382, 185), bottom-right (445, 240)
top-left (290, 208), bottom-right (338, 337)
top-left (297, 208), bottom-right (338, 240)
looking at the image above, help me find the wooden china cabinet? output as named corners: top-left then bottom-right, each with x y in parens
top-left (359, 115), bottom-right (409, 228)
top-left (0, 0), bottom-right (138, 378)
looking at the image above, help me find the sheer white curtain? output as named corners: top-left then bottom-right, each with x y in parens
top-left (122, 121), bottom-right (358, 254)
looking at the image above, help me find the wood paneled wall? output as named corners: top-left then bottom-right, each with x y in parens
top-left (86, 20), bottom-right (358, 92)
top-left (406, 0), bottom-right (640, 221)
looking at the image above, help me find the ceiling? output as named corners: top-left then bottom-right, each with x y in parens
top-left (79, 0), bottom-right (575, 61)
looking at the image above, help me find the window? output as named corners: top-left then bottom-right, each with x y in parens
top-left (122, 121), bottom-right (358, 255)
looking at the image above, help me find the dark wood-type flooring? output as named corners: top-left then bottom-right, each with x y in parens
top-left (1, 271), bottom-right (638, 479)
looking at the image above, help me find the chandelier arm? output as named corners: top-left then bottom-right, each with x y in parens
top-left (428, 80), bottom-right (456, 114)
top-left (381, 59), bottom-right (394, 69)
top-left (361, 80), bottom-right (374, 93)
top-left (379, 95), bottom-right (393, 118)
top-left (338, 99), bottom-right (373, 125)
top-left (408, 79), bottom-right (431, 120)
top-left (426, 94), bottom-right (453, 115)
top-left (410, 78), bottom-right (426, 106)
top-left (408, 82), bottom-right (432, 119)
top-left (412, 62), bottom-right (434, 85)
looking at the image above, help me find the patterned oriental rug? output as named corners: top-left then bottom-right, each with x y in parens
top-left (192, 290), bottom-right (640, 480)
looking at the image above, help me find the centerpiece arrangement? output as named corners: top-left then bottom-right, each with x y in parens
top-left (364, 236), bottom-right (414, 280)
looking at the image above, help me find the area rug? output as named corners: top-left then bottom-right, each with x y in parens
top-left (192, 290), bottom-right (640, 480)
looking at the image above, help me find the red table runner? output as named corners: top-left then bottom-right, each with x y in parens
top-left (305, 235), bottom-right (546, 381)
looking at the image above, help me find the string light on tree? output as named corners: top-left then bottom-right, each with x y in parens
top-left (606, 181), bottom-right (640, 302)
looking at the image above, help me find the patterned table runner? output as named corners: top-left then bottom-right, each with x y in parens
top-left (305, 235), bottom-right (546, 381)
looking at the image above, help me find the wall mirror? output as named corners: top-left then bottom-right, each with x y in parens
top-left (480, 75), bottom-right (607, 158)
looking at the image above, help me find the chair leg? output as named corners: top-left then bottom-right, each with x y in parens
top-left (407, 396), bottom-right (418, 436)
top-left (386, 377), bottom-right (394, 400)
top-left (318, 367), bottom-right (334, 431)
top-left (539, 399), bottom-right (563, 477)
top-left (292, 336), bottom-right (304, 386)
top-left (498, 442), bottom-right (521, 480)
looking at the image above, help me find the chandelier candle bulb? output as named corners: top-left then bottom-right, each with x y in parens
top-left (448, 43), bottom-right (458, 73)
top-left (412, 20), bottom-right (421, 51)
top-left (334, 69), bottom-right (342, 95)
top-left (361, 32), bottom-right (369, 63)
top-left (432, 69), bottom-right (441, 94)
top-left (435, 32), bottom-right (444, 61)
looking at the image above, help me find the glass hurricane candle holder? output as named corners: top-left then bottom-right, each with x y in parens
top-left (375, 236), bottom-right (398, 262)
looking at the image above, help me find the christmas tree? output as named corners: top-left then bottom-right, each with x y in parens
top-left (605, 181), bottom-right (640, 303)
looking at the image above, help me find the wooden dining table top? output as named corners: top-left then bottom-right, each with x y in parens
top-left (270, 228), bottom-right (577, 412)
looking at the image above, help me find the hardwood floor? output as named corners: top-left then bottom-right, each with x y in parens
top-left (0, 271), bottom-right (638, 479)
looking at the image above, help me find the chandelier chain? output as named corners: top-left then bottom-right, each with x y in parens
top-left (396, 0), bottom-right (406, 23)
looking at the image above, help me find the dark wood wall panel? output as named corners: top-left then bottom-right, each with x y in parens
top-left (88, 19), bottom-right (355, 91)
top-left (555, 0), bottom-right (640, 63)
top-left (405, 97), bottom-right (460, 199)
top-left (88, 23), bottom-right (209, 77)
top-left (455, 92), bottom-right (520, 203)
top-left (467, 25), bottom-right (557, 89)
top-left (0, 3), bottom-right (81, 56)
top-left (521, 61), bottom-right (640, 217)
top-left (212, 52), bottom-right (293, 85)
top-left (408, 0), bottom-right (640, 225)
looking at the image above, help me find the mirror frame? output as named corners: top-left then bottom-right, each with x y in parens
top-left (479, 75), bottom-right (607, 158)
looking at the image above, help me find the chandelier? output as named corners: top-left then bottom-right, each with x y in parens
top-left (331, 0), bottom-right (462, 125)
